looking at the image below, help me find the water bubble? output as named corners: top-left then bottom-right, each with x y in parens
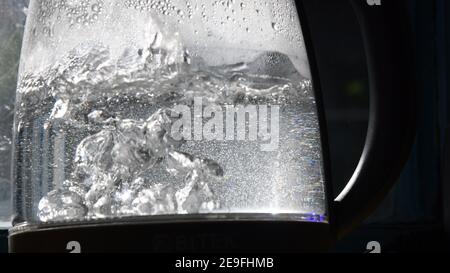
top-left (91, 4), bottom-right (99, 12)
top-left (272, 22), bottom-right (279, 31)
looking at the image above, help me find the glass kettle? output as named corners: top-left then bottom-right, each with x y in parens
top-left (9, 0), bottom-right (416, 252)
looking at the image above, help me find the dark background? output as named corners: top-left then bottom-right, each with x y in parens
top-left (1, 0), bottom-right (449, 253)
top-left (302, 0), bottom-right (449, 252)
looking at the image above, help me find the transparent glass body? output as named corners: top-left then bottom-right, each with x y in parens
top-left (0, 0), bottom-right (28, 229)
top-left (12, 0), bottom-right (327, 228)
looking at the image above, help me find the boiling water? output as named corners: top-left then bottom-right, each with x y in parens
top-left (13, 29), bottom-right (326, 225)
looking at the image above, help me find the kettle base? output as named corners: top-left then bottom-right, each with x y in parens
top-left (9, 220), bottom-right (333, 253)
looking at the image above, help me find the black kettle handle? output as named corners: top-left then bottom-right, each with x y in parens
top-left (333, 0), bottom-right (417, 237)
